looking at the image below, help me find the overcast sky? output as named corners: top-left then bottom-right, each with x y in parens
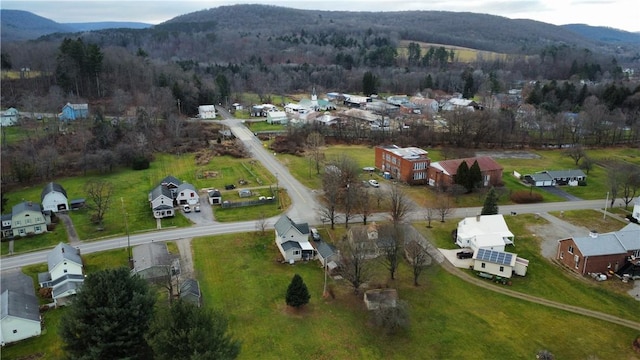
top-left (3, 0), bottom-right (638, 33)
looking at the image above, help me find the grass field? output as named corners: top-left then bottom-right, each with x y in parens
top-left (397, 40), bottom-right (510, 63)
top-left (192, 227), bottom-right (640, 359)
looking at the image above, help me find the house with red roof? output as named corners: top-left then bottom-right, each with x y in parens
top-left (426, 156), bottom-right (503, 189)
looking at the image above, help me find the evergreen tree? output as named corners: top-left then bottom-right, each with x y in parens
top-left (468, 160), bottom-right (483, 191)
top-left (147, 300), bottom-right (241, 360)
top-left (60, 267), bottom-right (155, 360)
top-left (285, 274), bottom-right (310, 308)
top-left (481, 187), bottom-right (499, 215)
top-left (453, 161), bottom-right (470, 192)
top-left (362, 71), bottom-right (377, 95)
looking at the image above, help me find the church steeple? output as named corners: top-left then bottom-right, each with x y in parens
top-left (311, 86), bottom-right (317, 102)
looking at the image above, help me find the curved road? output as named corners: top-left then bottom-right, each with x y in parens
top-left (2, 110), bottom-right (637, 332)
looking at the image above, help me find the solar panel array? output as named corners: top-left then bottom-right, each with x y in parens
top-left (476, 248), bottom-right (513, 265)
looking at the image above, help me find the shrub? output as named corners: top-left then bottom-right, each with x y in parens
top-left (510, 190), bottom-right (543, 204)
top-left (578, 180), bottom-right (587, 186)
top-left (132, 156), bottom-right (150, 170)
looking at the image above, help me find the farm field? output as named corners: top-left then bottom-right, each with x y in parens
top-left (397, 40), bottom-right (510, 63)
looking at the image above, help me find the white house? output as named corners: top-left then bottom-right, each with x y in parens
top-left (632, 197), bottom-right (640, 222)
top-left (456, 214), bottom-right (514, 252)
top-left (38, 242), bottom-right (84, 305)
top-left (472, 248), bottom-right (529, 278)
top-left (0, 108), bottom-right (19, 127)
top-left (198, 105), bottom-right (216, 119)
top-left (149, 185), bottom-right (175, 219)
top-left (266, 111), bottom-right (289, 124)
top-left (0, 290), bottom-right (41, 346)
top-left (41, 182), bottom-right (69, 213)
top-left (274, 215), bottom-right (314, 262)
top-left (175, 183), bottom-right (199, 205)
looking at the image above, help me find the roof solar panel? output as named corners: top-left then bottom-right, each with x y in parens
top-left (476, 248), bottom-right (512, 265)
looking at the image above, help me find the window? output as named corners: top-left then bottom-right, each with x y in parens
top-left (293, 250), bottom-right (300, 255)
top-left (14, 220), bottom-right (21, 226)
top-left (35, 226), bottom-right (41, 232)
top-left (574, 255), bottom-right (580, 269)
top-left (26, 219), bottom-right (31, 224)
top-left (190, 193), bottom-right (194, 197)
top-left (481, 263), bottom-right (486, 268)
top-left (559, 251), bottom-right (564, 259)
top-left (499, 266), bottom-right (504, 272)
top-left (64, 269), bottom-right (68, 273)
top-left (13, 329), bottom-right (17, 334)
top-left (568, 246), bottom-right (574, 254)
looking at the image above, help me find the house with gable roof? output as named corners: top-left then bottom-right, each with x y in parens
top-left (427, 156), bottom-right (503, 189)
top-left (149, 185), bottom-right (175, 219)
top-left (456, 214), bottom-right (515, 252)
top-left (274, 215), bottom-right (314, 262)
top-left (159, 175), bottom-right (182, 199)
top-left (0, 290), bottom-right (41, 345)
top-left (197, 105), bottom-right (216, 119)
top-left (41, 182), bottom-right (69, 213)
top-left (556, 223), bottom-right (640, 276)
top-left (0, 271), bottom-right (42, 345)
top-left (59, 103), bottom-right (88, 122)
top-left (1, 108), bottom-right (19, 127)
top-left (38, 242), bottom-right (84, 305)
top-left (8, 201), bottom-right (48, 238)
top-left (175, 183), bottom-right (199, 205)
top-left (179, 278), bottom-right (202, 307)
top-left (131, 242), bottom-right (179, 282)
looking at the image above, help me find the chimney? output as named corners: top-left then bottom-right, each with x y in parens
top-left (589, 230), bottom-right (598, 238)
top-left (61, 247), bottom-right (65, 253)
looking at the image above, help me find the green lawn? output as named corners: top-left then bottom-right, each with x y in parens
top-left (417, 214), bottom-right (639, 320)
top-left (193, 229), bottom-right (639, 359)
top-left (2, 152), bottom-right (278, 248)
top-left (1, 221), bottom-right (68, 256)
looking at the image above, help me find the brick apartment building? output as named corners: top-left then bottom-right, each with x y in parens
top-left (374, 145), bottom-right (431, 185)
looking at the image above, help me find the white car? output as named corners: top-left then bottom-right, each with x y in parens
top-left (368, 179), bottom-right (380, 187)
top-left (194, 205), bottom-right (201, 212)
top-left (183, 205), bottom-right (191, 213)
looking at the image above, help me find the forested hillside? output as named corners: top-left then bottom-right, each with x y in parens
top-left (0, 4), bottom-right (639, 188)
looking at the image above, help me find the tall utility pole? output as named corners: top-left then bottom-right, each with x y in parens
top-left (121, 197), bottom-right (133, 268)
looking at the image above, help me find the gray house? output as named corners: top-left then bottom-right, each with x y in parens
top-left (274, 215), bottom-right (314, 263)
top-left (524, 169), bottom-right (586, 187)
top-left (38, 243), bottom-right (84, 305)
top-left (149, 185), bottom-right (175, 219)
top-left (131, 243), bottom-right (178, 282)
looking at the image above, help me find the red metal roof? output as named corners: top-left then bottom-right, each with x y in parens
top-left (436, 156), bottom-right (503, 175)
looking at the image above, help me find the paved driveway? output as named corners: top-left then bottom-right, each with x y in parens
top-left (181, 196), bottom-right (216, 226)
top-left (539, 186), bottom-right (583, 201)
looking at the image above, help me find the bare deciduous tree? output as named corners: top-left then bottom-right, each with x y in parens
top-left (85, 179), bottom-right (114, 228)
top-left (404, 239), bottom-right (431, 286)
top-left (378, 224), bottom-right (403, 280)
top-left (563, 144), bottom-right (586, 166)
top-left (306, 131), bottom-right (325, 175)
top-left (356, 186), bottom-right (373, 225)
top-left (255, 212), bottom-right (268, 235)
top-left (337, 233), bottom-right (372, 294)
top-left (424, 206), bottom-right (435, 228)
top-left (435, 194), bottom-right (454, 222)
top-left (388, 184), bottom-right (413, 225)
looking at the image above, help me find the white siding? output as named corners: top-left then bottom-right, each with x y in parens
top-left (0, 317), bottom-right (41, 345)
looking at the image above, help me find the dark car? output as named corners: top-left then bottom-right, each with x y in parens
top-left (224, 184), bottom-right (236, 190)
top-left (456, 251), bottom-right (473, 259)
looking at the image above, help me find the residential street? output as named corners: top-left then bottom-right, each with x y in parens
top-left (2, 113), bottom-right (638, 332)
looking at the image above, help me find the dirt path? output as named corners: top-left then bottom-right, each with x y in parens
top-left (176, 238), bottom-right (194, 278)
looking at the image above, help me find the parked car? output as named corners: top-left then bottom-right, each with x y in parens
top-left (456, 250), bottom-right (473, 259)
top-left (368, 179), bottom-right (380, 187)
top-left (310, 228), bottom-right (321, 241)
top-left (224, 184), bottom-right (236, 190)
top-left (183, 205), bottom-right (191, 213)
top-left (194, 205), bottom-right (200, 212)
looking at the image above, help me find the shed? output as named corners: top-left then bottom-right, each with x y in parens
top-left (41, 182), bottom-right (69, 213)
top-left (59, 103), bottom-right (88, 122)
top-left (266, 111), bottom-right (288, 124)
top-left (1, 108), bottom-right (19, 127)
top-left (208, 189), bottom-right (222, 205)
top-left (179, 279), bottom-right (201, 307)
top-left (198, 105), bottom-right (216, 119)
